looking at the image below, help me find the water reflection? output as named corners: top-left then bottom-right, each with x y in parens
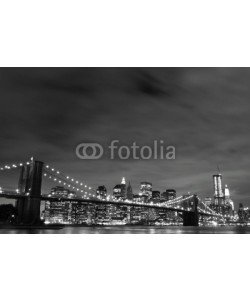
top-left (1, 226), bottom-right (250, 234)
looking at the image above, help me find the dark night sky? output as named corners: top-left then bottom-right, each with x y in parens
top-left (0, 68), bottom-right (249, 207)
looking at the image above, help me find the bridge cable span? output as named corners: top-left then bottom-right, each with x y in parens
top-left (165, 194), bottom-right (224, 218)
top-left (0, 160), bottom-right (31, 193)
top-left (44, 164), bottom-right (94, 191)
top-left (0, 159), bottom-right (225, 220)
top-left (43, 164), bottom-right (114, 199)
top-left (165, 195), bottom-right (194, 207)
top-left (43, 170), bottom-right (96, 198)
top-left (197, 197), bottom-right (225, 219)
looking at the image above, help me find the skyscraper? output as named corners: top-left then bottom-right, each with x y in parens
top-left (204, 197), bottom-right (212, 206)
top-left (165, 189), bottom-right (176, 201)
top-left (224, 184), bottom-right (230, 200)
top-left (152, 191), bottom-right (161, 200)
top-left (49, 186), bottom-right (76, 199)
top-left (224, 184), bottom-right (234, 211)
top-left (113, 185), bottom-right (123, 199)
top-left (127, 182), bottom-right (133, 200)
top-left (121, 177), bottom-right (126, 199)
top-left (121, 177), bottom-right (126, 185)
top-left (161, 191), bottom-right (167, 201)
top-left (140, 182), bottom-right (152, 199)
top-left (113, 178), bottom-right (126, 200)
top-left (213, 174), bottom-right (224, 205)
top-left (96, 185), bottom-right (107, 200)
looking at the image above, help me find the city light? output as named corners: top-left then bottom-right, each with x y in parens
top-left (0, 158), bottom-right (239, 227)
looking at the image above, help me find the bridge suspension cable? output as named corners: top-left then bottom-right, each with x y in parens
top-left (165, 194), bottom-right (225, 219)
top-left (0, 159), bottom-right (228, 220)
top-left (43, 172), bottom-right (96, 198)
top-left (44, 164), bottom-right (94, 191)
top-left (165, 194), bottom-right (194, 207)
top-left (197, 197), bottom-right (224, 218)
top-left (43, 165), bottom-right (98, 198)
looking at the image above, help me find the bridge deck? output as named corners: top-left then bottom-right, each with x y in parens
top-left (0, 193), bottom-right (219, 217)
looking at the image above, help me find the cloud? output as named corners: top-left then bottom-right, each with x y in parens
top-left (0, 68), bottom-right (249, 206)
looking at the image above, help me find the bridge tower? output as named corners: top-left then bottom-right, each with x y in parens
top-left (182, 195), bottom-right (199, 226)
top-left (18, 164), bottom-right (31, 194)
top-left (17, 160), bottom-right (44, 225)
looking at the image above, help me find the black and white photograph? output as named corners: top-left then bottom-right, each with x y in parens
top-left (0, 67), bottom-right (249, 234)
top-left (1, 2), bottom-right (249, 300)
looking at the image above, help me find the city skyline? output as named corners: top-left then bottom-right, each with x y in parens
top-left (0, 68), bottom-right (250, 207)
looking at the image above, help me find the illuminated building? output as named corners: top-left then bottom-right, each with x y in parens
top-left (211, 173), bottom-right (235, 217)
top-left (95, 204), bottom-right (109, 224)
top-left (166, 189), bottom-right (176, 201)
top-left (113, 185), bottom-right (123, 199)
top-left (152, 191), bottom-right (161, 200)
top-left (213, 174), bottom-right (224, 205)
top-left (160, 190), bottom-right (176, 202)
top-left (44, 200), bottom-right (72, 224)
top-left (113, 178), bottom-right (126, 200)
top-left (44, 186), bottom-right (77, 224)
top-left (127, 182), bottom-right (133, 200)
top-left (133, 194), bottom-right (141, 202)
top-left (237, 203), bottom-right (250, 223)
top-left (110, 178), bottom-right (127, 223)
top-left (49, 186), bottom-right (76, 199)
top-left (96, 185), bottom-right (107, 200)
top-left (121, 177), bottom-right (126, 199)
top-left (224, 184), bottom-right (234, 211)
top-left (161, 192), bottom-right (167, 201)
top-left (140, 182), bottom-right (152, 199)
top-left (224, 185), bottom-right (230, 200)
top-left (204, 197), bottom-right (212, 206)
top-left (95, 186), bottom-right (108, 223)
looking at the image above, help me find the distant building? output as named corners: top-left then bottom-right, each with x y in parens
top-left (121, 177), bottom-right (126, 199)
top-left (127, 182), bottom-right (133, 200)
top-left (204, 197), bottom-right (212, 206)
top-left (213, 174), bottom-right (224, 205)
top-left (160, 189), bottom-right (176, 202)
top-left (224, 184), bottom-right (234, 211)
top-left (161, 192), bottom-right (167, 201)
top-left (44, 200), bottom-right (72, 224)
top-left (49, 186), bottom-right (76, 199)
top-left (113, 178), bottom-right (127, 200)
top-left (44, 186), bottom-right (77, 224)
top-left (96, 186), bottom-right (107, 200)
top-left (238, 203), bottom-right (250, 223)
top-left (211, 172), bottom-right (235, 217)
top-left (133, 194), bottom-right (141, 202)
top-left (113, 185), bottom-right (123, 199)
top-left (166, 189), bottom-right (176, 200)
top-left (152, 191), bottom-right (161, 200)
top-left (140, 182), bottom-right (152, 199)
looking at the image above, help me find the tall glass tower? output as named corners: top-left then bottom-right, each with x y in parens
top-left (213, 174), bottom-right (224, 205)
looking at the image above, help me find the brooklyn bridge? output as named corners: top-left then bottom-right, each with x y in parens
top-left (0, 159), bottom-right (224, 227)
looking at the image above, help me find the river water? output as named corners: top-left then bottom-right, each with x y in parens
top-left (1, 225), bottom-right (250, 234)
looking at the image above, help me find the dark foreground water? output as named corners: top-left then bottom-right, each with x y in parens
top-left (1, 225), bottom-right (250, 234)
